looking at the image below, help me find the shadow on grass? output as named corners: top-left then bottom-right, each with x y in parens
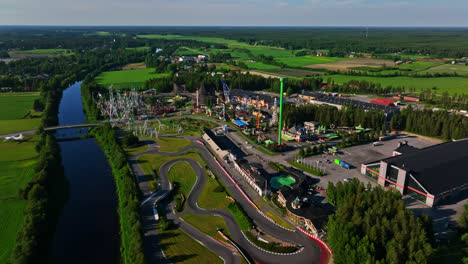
top-left (168, 254), bottom-right (197, 263)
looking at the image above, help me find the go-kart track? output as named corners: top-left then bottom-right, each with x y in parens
top-left (129, 137), bottom-right (329, 264)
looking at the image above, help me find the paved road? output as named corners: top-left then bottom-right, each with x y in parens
top-left (129, 138), bottom-right (324, 264)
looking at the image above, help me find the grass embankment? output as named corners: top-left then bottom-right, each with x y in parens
top-left (288, 160), bottom-right (327, 176)
top-left (157, 220), bottom-right (222, 264)
top-left (94, 68), bottom-right (169, 88)
top-left (265, 211), bottom-right (294, 230)
top-left (0, 93), bottom-right (42, 135)
top-left (123, 141), bottom-right (149, 156)
top-left (0, 136), bottom-right (38, 264)
top-left (137, 150), bottom-right (205, 191)
top-left (168, 162), bottom-right (197, 212)
top-left (181, 214), bottom-right (231, 242)
top-left (155, 137), bottom-right (192, 152)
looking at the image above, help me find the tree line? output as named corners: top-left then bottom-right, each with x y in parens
top-left (390, 106), bottom-right (468, 140)
top-left (282, 103), bottom-right (386, 131)
top-left (326, 179), bottom-right (433, 264)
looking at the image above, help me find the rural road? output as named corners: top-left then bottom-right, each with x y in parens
top-left (129, 138), bottom-right (325, 264)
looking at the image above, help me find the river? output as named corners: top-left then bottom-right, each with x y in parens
top-left (50, 81), bottom-right (119, 263)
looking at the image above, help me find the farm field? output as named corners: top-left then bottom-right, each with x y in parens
top-left (276, 55), bottom-right (350, 67)
top-left (0, 136), bottom-right (38, 264)
top-left (125, 46), bottom-right (151, 52)
top-left (321, 74), bottom-right (468, 95)
top-left (0, 93), bottom-right (40, 120)
top-left (9, 48), bottom-right (70, 54)
top-left (244, 61), bottom-right (279, 70)
top-left (258, 68), bottom-right (323, 78)
top-left (396, 61), bottom-right (444, 71)
top-left (94, 68), bottom-right (169, 88)
top-left (422, 63), bottom-right (468, 76)
top-left (0, 92), bottom-right (42, 135)
top-left (305, 58), bottom-right (393, 71)
top-left (121, 62), bottom-right (146, 70)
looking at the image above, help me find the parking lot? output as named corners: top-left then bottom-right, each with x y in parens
top-left (300, 134), bottom-right (440, 188)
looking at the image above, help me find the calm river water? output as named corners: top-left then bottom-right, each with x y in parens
top-left (50, 82), bottom-right (119, 263)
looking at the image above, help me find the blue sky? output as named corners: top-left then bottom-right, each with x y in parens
top-left (1, 0), bottom-right (467, 26)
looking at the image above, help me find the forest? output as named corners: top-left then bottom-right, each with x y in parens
top-left (326, 179), bottom-right (433, 264)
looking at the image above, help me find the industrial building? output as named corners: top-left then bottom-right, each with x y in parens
top-left (298, 92), bottom-right (400, 116)
top-left (361, 139), bottom-right (468, 207)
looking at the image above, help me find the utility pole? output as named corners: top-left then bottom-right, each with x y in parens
top-left (278, 77), bottom-right (285, 145)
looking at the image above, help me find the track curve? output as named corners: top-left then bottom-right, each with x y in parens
top-left (131, 138), bottom-right (323, 264)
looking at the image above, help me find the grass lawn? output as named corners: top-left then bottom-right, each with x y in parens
top-left (265, 211), bottom-right (294, 230)
top-left (156, 119), bottom-right (217, 137)
top-left (276, 55), bottom-right (350, 67)
top-left (0, 93), bottom-right (40, 120)
top-left (320, 74), bottom-right (468, 95)
top-left (168, 162), bottom-right (197, 206)
top-left (197, 175), bottom-right (232, 210)
top-left (155, 137), bottom-right (192, 152)
top-left (244, 62), bottom-right (279, 70)
top-left (0, 136), bottom-right (38, 263)
top-left (0, 118), bottom-right (42, 135)
top-left (181, 214), bottom-right (231, 242)
top-left (94, 68), bottom-right (169, 86)
top-left (123, 141), bottom-right (149, 156)
top-left (157, 221), bottom-right (222, 264)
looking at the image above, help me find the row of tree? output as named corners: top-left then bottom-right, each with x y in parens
top-left (390, 106), bottom-right (468, 140)
top-left (326, 179), bottom-right (433, 264)
top-left (282, 103), bottom-right (386, 130)
top-left (91, 124), bottom-right (147, 264)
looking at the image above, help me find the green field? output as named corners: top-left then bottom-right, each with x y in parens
top-left (157, 220), bottom-right (222, 264)
top-left (197, 175), bottom-right (232, 210)
top-left (0, 93), bottom-right (42, 135)
top-left (182, 214), bottom-right (231, 242)
top-left (397, 61), bottom-right (444, 71)
top-left (0, 136), bottom-right (38, 263)
top-left (9, 48), bottom-right (71, 55)
top-left (258, 68), bottom-right (321, 79)
top-left (94, 68), bottom-right (169, 87)
top-left (423, 63), bottom-right (468, 76)
top-left (322, 74), bottom-right (468, 95)
top-left (156, 118), bottom-right (216, 137)
top-left (169, 162), bottom-right (197, 198)
top-left (125, 46), bottom-right (151, 52)
top-left (0, 93), bottom-right (40, 120)
top-left (244, 46), bottom-right (293, 57)
top-left (244, 62), bottom-right (280, 70)
top-left (137, 34), bottom-right (251, 47)
top-left (155, 137), bottom-right (192, 152)
top-left (276, 55), bottom-right (350, 67)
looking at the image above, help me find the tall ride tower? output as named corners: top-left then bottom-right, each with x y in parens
top-left (278, 77), bottom-right (285, 145)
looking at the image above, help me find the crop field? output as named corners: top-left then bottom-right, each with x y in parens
top-left (125, 46), bottom-right (151, 52)
top-left (258, 68), bottom-right (323, 78)
top-left (276, 55), bottom-right (350, 67)
top-left (322, 74), bottom-right (468, 95)
top-left (9, 48), bottom-right (70, 55)
top-left (244, 46), bottom-right (293, 57)
top-left (0, 93), bottom-right (40, 120)
top-left (94, 68), bottom-right (169, 87)
top-left (396, 61), bottom-right (444, 71)
top-left (121, 62), bottom-right (146, 70)
top-left (0, 136), bottom-right (38, 263)
top-left (423, 63), bottom-right (468, 76)
top-left (304, 58), bottom-right (392, 71)
top-left (0, 93), bottom-right (42, 135)
top-left (244, 61), bottom-right (279, 70)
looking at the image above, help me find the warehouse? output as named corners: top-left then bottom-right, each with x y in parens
top-left (361, 139), bottom-right (468, 207)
